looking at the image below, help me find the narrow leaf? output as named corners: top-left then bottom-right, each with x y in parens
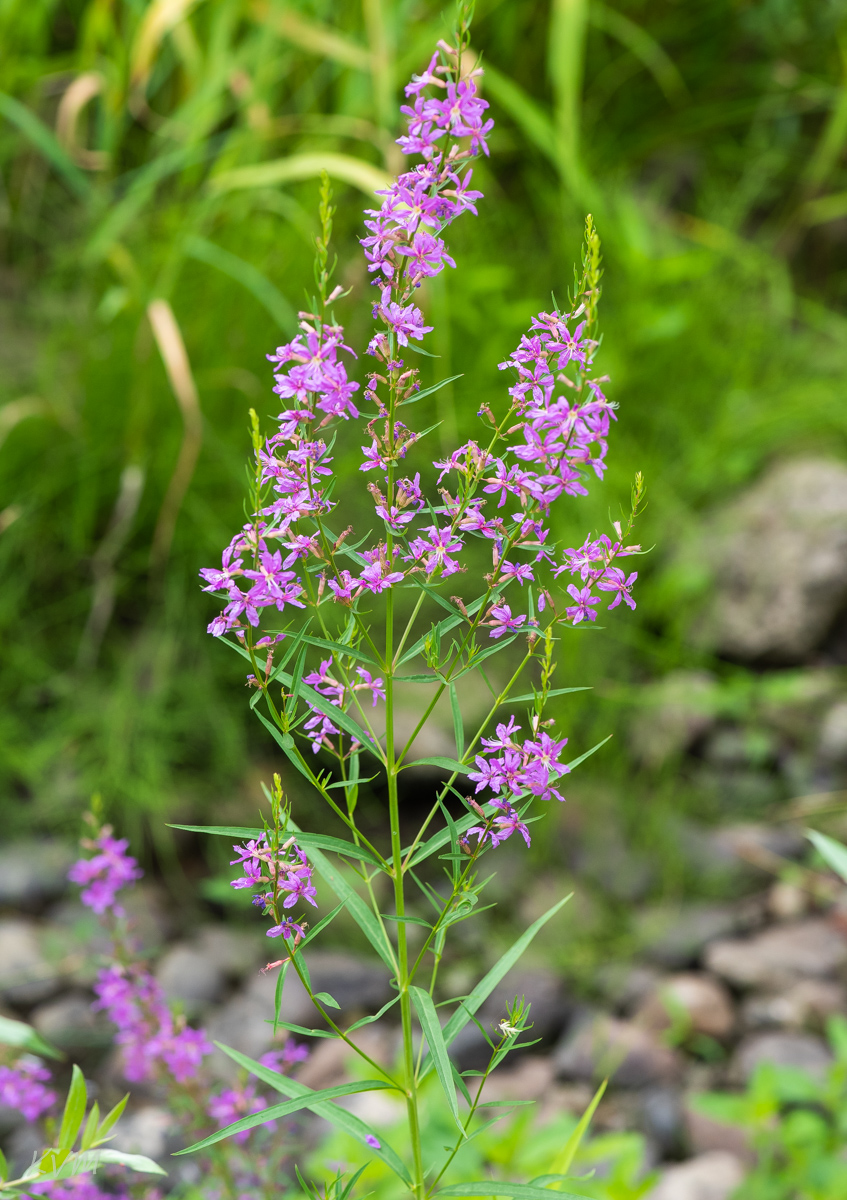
top-left (312, 991), bottom-right (341, 1010)
top-left (0, 1015), bottom-right (63, 1060)
top-left (90, 1150), bottom-right (167, 1175)
top-left (437, 1183), bottom-right (586, 1200)
top-left (421, 895), bottom-right (572, 1080)
top-left (183, 236), bottom-right (296, 335)
top-left (0, 93), bottom-right (91, 199)
top-left (95, 1094), bottom-right (128, 1141)
top-left (566, 735), bottom-right (612, 771)
top-left (449, 684), bottom-right (464, 758)
top-left (506, 687), bottom-right (591, 704)
top-left (546, 1078), bottom-right (607, 1179)
top-left (807, 828), bottom-right (847, 883)
top-left (405, 756), bottom-right (471, 775)
top-left (302, 635), bottom-right (381, 668)
top-left (254, 709), bottom-right (315, 782)
top-left (410, 987), bottom-right (463, 1133)
top-left (203, 1045), bottom-right (411, 1185)
top-left (57, 1066), bottom-right (87, 1152)
top-left (295, 833), bottom-right (382, 867)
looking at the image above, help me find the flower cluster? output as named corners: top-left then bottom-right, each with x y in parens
top-left (361, 47), bottom-right (489, 296)
top-left (31, 1179), bottom-right (132, 1200)
top-left (469, 717), bottom-right (570, 808)
top-left (207, 1082), bottom-right (273, 1145)
top-left (93, 965), bottom-right (212, 1084)
top-left (0, 1058), bottom-right (55, 1121)
top-left (230, 833), bottom-right (317, 938)
top-left (302, 656), bottom-right (384, 754)
top-left (68, 832), bottom-right (142, 917)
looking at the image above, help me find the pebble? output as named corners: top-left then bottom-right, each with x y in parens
top-left (0, 843), bottom-right (74, 911)
top-left (155, 943), bottom-right (227, 1009)
top-left (684, 1104), bottom-right (755, 1164)
top-left (637, 899), bottom-right (763, 969)
top-left (732, 1030), bottom-right (833, 1082)
top-left (554, 1013), bottom-right (682, 1088)
top-left (109, 1105), bottom-right (176, 1161)
top-left (634, 973), bottom-right (735, 1040)
top-left (705, 917), bottom-right (847, 989)
top-left (741, 979), bottom-right (846, 1030)
top-left (31, 991), bottom-right (111, 1050)
top-left (646, 1151), bottom-right (746, 1200)
top-left (0, 919), bottom-right (60, 1005)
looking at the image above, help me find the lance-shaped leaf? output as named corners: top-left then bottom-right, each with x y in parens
top-left (0, 1015), bottom-right (63, 1060)
top-left (437, 1183), bottom-right (586, 1199)
top-left (420, 895), bottom-right (571, 1081)
top-left (807, 828), bottom-right (847, 883)
top-left (399, 596), bottom-right (486, 665)
top-left (404, 756), bottom-right (471, 776)
top-left (200, 1044), bottom-right (411, 1186)
top-left (254, 710), bottom-right (315, 782)
top-left (57, 1066), bottom-right (87, 1152)
top-left (565, 735), bottom-right (612, 772)
top-left (301, 635), bottom-right (382, 669)
top-left (410, 987), bottom-right (463, 1133)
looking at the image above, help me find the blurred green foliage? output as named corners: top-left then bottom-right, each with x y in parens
top-left (2, 0), bottom-right (847, 854)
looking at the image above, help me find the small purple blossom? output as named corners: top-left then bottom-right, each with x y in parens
top-left (0, 1059), bottom-right (55, 1122)
top-left (68, 833), bottom-right (142, 917)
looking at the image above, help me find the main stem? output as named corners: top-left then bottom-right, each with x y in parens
top-left (385, 588), bottom-right (425, 1198)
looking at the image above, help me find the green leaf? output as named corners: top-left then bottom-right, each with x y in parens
top-left (449, 683), bottom-right (464, 758)
top-left (400, 374), bottom-right (464, 406)
top-left (0, 1146), bottom-right (8, 1182)
top-left (806, 828), bottom-right (847, 883)
top-left (198, 1045), bottom-right (411, 1185)
top-left (566, 734), bottom-right (612, 772)
top-left (506, 687), bottom-right (591, 704)
top-left (168, 824), bottom-right (263, 839)
top-left (299, 900), bottom-right (347, 949)
top-left (285, 817), bottom-right (395, 969)
top-left (410, 986), bottom-right (463, 1134)
top-left (421, 895), bottom-right (572, 1081)
top-left (345, 995), bottom-right (401, 1032)
top-left (263, 1019), bottom-right (337, 1038)
top-left (396, 673), bottom-right (437, 683)
top-left (381, 913), bottom-right (433, 928)
top-left (546, 1078), bottom-right (607, 1178)
top-left (482, 66), bottom-right (559, 165)
top-left (399, 597), bottom-right (486, 665)
top-left (183, 236), bottom-right (297, 335)
top-left (254, 709), bottom-right (315, 782)
top-left (437, 1183), bottom-right (586, 1200)
top-left (86, 1150), bottom-right (167, 1175)
top-left (58, 1065), bottom-right (87, 1152)
top-left (405, 756), bottom-right (471, 775)
top-left (95, 1094), bottom-right (128, 1142)
top-left (80, 1102), bottom-right (100, 1152)
top-left (302, 635), bottom-right (382, 668)
top-left (312, 991), bottom-right (341, 1010)
top-left (295, 832), bottom-right (383, 867)
top-left (0, 93), bottom-right (91, 200)
top-left (0, 1015), bottom-right (63, 1060)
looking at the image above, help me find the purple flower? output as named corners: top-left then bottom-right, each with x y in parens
top-left (565, 584), bottom-right (601, 625)
top-left (500, 561), bottom-right (534, 585)
top-left (372, 288), bottom-right (433, 347)
top-left (266, 917), bottom-right (306, 940)
top-left (365, 1134), bottom-right (381, 1149)
top-left (260, 1042), bottom-right (309, 1072)
top-left (486, 604), bottom-right (527, 639)
top-left (597, 567), bottom-right (637, 610)
top-left (0, 1059), bottom-right (55, 1122)
top-left (68, 834), bottom-right (143, 917)
top-left (208, 1083), bottom-right (271, 1144)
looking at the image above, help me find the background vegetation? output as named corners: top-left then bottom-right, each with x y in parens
top-left (2, 0), bottom-right (846, 914)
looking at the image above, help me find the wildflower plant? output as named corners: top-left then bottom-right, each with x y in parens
top-left (185, 9), bottom-right (644, 1198)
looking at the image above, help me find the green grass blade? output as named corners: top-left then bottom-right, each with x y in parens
top-left (0, 93), bottom-right (91, 199)
top-left (57, 1065), bottom-right (87, 1152)
top-left (0, 1015), bottom-right (63, 1060)
top-left (806, 828), bottom-right (847, 883)
top-left (184, 235), bottom-right (297, 335)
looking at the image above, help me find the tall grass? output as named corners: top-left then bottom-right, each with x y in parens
top-left (1, 0), bottom-right (846, 857)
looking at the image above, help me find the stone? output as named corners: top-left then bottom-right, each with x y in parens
top-left (818, 700), bottom-right (847, 764)
top-left (767, 881), bottom-right (809, 920)
top-left (741, 979), bottom-right (847, 1031)
top-left (0, 919), bottom-right (60, 1005)
top-left (194, 925), bottom-right (263, 977)
top-left (646, 1151), bottom-right (746, 1200)
top-left (695, 458), bottom-right (847, 663)
top-left (639, 1087), bottom-right (685, 1157)
top-left (704, 918), bottom-right (847, 989)
top-left (30, 991), bottom-right (111, 1050)
top-left (707, 822), bottom-right (806, 867)
top-left (109, 1105), bottom-right (176, 1161)
top-left (206, 952), bottom-right (392, 1078)
top-left (553, 1013), bottom-right (682, 1089)
top-left (685, 1105), bottom-right (755, 1164)
top-left (634, 973), bottom-right (735, 1040)
top-left (155, 943), bottom-right (226, 1009)
top-left (637, 900), bottom-right (763, 969)
top-left (480, 1056), bottom-right (556, 1104)
top-left (733, 1031), bottom-right (832, 1082)
top-left (629, 671), bottom-right (720, 768)
top-left (0, 842), bottom-right (75, 911)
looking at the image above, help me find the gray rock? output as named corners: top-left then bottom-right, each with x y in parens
top-left (646, 1151), bottom-right (746, 1200)
top-left (109, 1105), bottom-right (177, 1161)
top-left (31, 991), bottom-right (111, 1050)
top-left (554, 1013), bottom-right (682, 1088)
top-left (0, 919), bottom-right (60, 1004)
top-left (685, 1104), bottom-right (755, 1164)
top-left (747, 979), bottom-right (847, 1032)
top-left (818, 701), bottom-right (847, 764)
top-left (634, 973), bottom-right (735, 1040)
top-left (640, 1087), bottom-right (685, 1157)
top-left (638, 900), bottom-right (763, 969)
top-left (696, 458), bottom-right (847, 663)
top-left (707, 823), bottom-right (806, 865)
top-left (0, 842), bottom-right (75, 910)
top-left (450, 967), bottom-right (570, 1068)
top-left (206, 952), bottom-right (392, 1078)
top-left (155, 943), bottom-right (226, 1009)
top-left (194, 925), bottom-right (263, 978)
top-left (733, 1031), bottom-right (832, 1082)
top-left (629, 671), bottom-right (721, 769)
top-left (705, 918), bottom-right (847, 989)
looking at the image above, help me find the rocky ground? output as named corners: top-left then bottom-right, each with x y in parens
top-left (1, 822), bottom-right (846, 1200)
